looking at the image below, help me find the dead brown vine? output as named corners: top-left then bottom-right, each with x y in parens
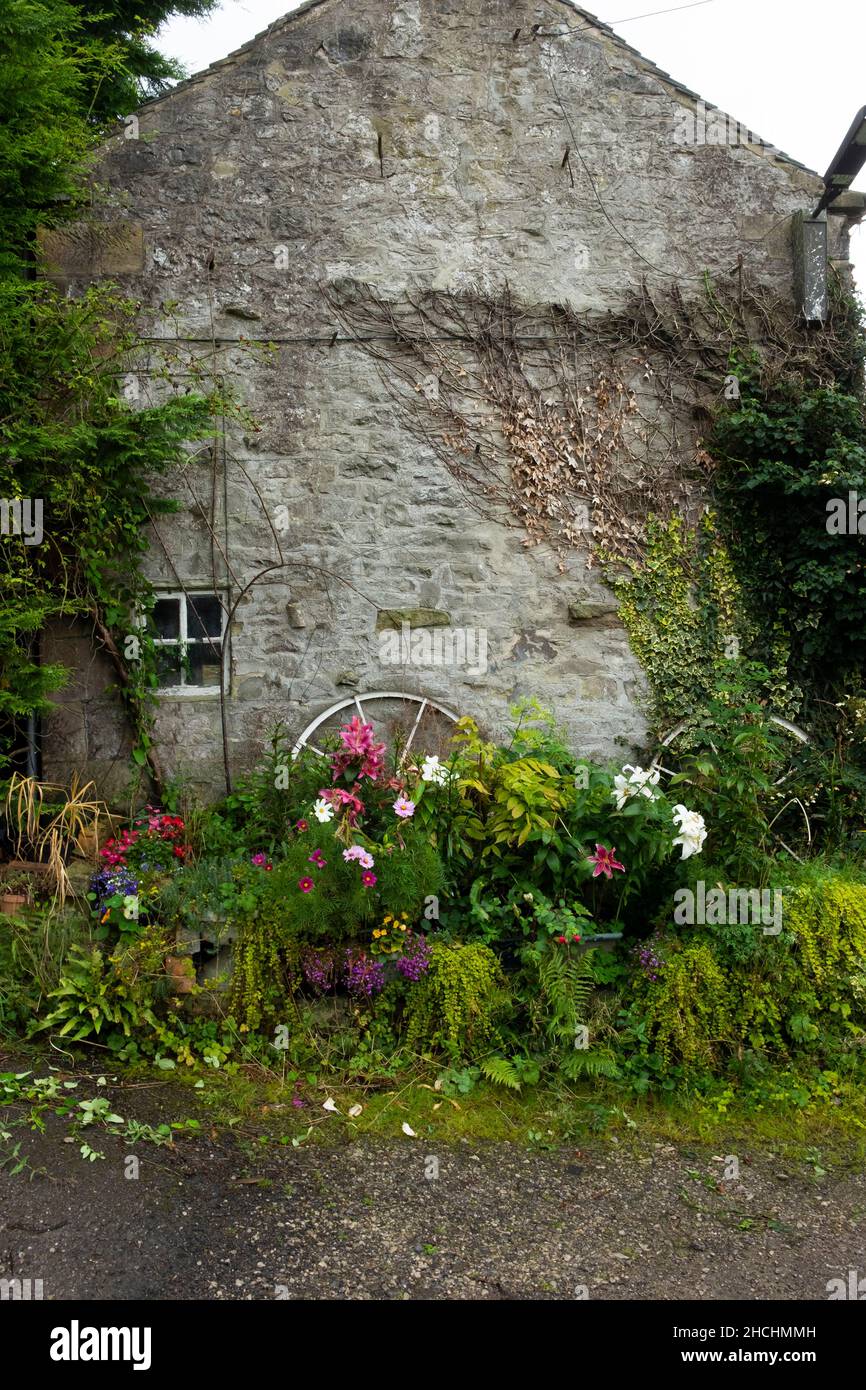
top-left (322, 273), bottom-right (862, 569)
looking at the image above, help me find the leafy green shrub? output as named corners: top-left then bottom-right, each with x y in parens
top-left (631, 939), bottom-right (733, 1068)
top-left (33, 944), bottom-right (159, 1043)
top-left (0, 906), bottom-right (81, 1034)
top-left (403, 941), bottom-right (509, 1060)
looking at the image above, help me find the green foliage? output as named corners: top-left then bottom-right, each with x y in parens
top-left (624, 867), bottom-right (866, 1074)
top-left (403, 940), bottom-right (508, 1060)
top-left (33, 942), bottom-right (159, 1041)
top-left (612, 513), bottom-right (755, 731)
top-left (520, 945), bottom-right (619, 1080)
top-left (75, 0), bottom-right (219, 122)
top-left (430, 705), bottom-right (686, 937)
top-left (0, 0), bottom-right (94, 269)
top-left (0, 0), bottom-right (226, 774)
top-left (0, 279), bottom-right (220, 770)
top-left (783, 875), bottom-right (866, 988)
top-left (0, 906), bottom-right (81, 1033)
top-left (664, 666), bottom-right (794, 878)
top-left (711, 339), bottom-right (866, 703)
top-left (632, 939), bottom-right (733, 1068)
top-left (479, 1054), bottom-right (526, 1091)
top-left (219, 726), bottom-right (323, 850)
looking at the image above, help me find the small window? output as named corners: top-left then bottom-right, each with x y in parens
top-left (151, 592), bottom-right (226, 691)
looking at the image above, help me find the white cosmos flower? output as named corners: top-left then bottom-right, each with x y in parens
top-left (672, 804), bottom-right (707, 859)
top-left (313, 797), bottom-right (334, 823)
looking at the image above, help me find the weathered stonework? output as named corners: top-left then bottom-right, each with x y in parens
top-left (38, 0), bottom-right (863, 798)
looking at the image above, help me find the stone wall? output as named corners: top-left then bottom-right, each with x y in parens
top-left (39, 0), bottom-right (860, 798)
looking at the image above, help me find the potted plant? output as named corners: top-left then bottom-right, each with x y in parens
top-left (164, 953), bottom-right (196, 994)
top-left (0, 870), bottom-right (32, 915)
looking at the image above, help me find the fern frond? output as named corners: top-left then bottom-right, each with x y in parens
top-left (559, 1048), bottom-right (620, 1080)
top-left (480, 1054), bottom-right (522, 1091)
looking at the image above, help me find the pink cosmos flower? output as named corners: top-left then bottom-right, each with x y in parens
top-left (361, 871), bottom-right (377, 887)
top-left (298, 877), bottom-right (315, 893)
top-left (296, 819), bottom-right (309, 832)
top-left (588, 844), bottom-right (625, 879)
top-left (308, 849), bottom-right (326, 869)
top-left (393, 795), bottom-right (415, 819)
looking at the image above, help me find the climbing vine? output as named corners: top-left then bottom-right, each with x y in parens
top-left (332, 275), bottom-right (866, 744)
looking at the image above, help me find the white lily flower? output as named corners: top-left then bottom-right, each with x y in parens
top-left (613, 764), bottom-right (660, 810)
top-left (612, 773), bottom-right (632, 811)
top-left (672, 804), bottom-right (707, 859)
top-left (420, 754), bottom-right (450, 786)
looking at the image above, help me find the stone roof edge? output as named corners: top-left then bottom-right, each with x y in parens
top-left (136, 0), bottom-right (825, 190)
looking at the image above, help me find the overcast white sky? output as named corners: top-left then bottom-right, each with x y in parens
top-left (156, 0), bottom-right (866, 292)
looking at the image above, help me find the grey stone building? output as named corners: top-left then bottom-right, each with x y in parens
top-left (39, 0), bottom-right (865, 798)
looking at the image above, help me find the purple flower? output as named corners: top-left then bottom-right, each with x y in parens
top-left (251, 852), bottom-right (268, 867)
top-left (394, 934), bottom-right (431, 982)
top-left (632, 935), bottom-right (665, 981)
top-left (343, 949), bottom-right (385, 998)
top-left (89, 867), bottom-right (138, 912)
top-left (301, 947), bottom-right (338, 993)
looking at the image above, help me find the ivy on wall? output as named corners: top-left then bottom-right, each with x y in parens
top-left (710, 329), bottom-right (866, 716)
top-left (609, 512), bottom-right (751, 732)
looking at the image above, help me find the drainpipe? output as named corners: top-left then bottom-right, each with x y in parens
top-left (25, 712), bottom-right (39, 779)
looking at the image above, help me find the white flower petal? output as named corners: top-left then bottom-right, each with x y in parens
top-left (322, 1097), bottom-right (339, 1113)
top-left (401, 1122), bottom-right (417, 1137)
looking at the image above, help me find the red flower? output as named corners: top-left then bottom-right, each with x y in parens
top-left (298, 877), bottom-right (314, 893)
top-left (557, 934), bottom-right (567, 944)
top-left (572, 934), bottom-right (581, 943)
top-left (588, 844), bottom-right (625, 879)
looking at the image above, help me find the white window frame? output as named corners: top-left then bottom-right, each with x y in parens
top-left (151, 590), bottom-right (227, 696)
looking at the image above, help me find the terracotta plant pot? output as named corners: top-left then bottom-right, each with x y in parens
top-left (0, 893), bottom-right (28, 916)
top-left (164, 955), bottom-right (196, 994)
